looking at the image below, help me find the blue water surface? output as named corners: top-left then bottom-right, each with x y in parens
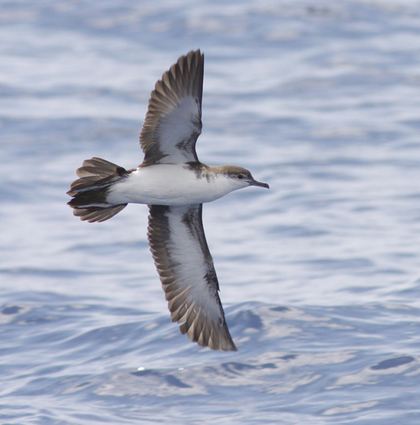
top-left (1, 1), bottom-right (420, 424)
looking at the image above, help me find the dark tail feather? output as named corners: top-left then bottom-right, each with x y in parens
top-left (67, 157), bottom-right (129, 223)
top-left (72, 204), bottom-right (127, 223)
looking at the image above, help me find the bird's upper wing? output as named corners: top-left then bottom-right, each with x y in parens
top-left (147, 204), bottom-right (236, 351)
top-left (140, 50), bottom-right (204, 166)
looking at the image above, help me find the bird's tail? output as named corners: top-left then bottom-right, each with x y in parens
top-left (67, 157), bottom-right (129, 223)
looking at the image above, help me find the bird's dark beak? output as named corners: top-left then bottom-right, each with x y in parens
top-left (250, 179), bottom-right (270, 189)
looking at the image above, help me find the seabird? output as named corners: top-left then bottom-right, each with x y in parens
top-left (67, 50), bottom-right (269, 351)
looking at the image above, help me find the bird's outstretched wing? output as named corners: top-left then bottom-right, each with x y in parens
top-left (147, 204), bottom-right (236, 351)
top-left (140, 50), bottom-right (204, 166)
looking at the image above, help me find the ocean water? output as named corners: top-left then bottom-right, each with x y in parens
top-left (1, 0), bottom-right (420, 423)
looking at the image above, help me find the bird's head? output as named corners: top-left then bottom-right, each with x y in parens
top-left (219, 165), bottom-right (269, 190)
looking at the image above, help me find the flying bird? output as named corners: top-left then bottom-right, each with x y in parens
top-left (67, 50), bottom-right (269, 351)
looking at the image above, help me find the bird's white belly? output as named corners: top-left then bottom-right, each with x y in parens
top-left (107, 164), bottom-right (231, 206)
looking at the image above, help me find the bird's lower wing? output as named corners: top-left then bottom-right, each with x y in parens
top-left (147, 204), bottom-right (236, 351)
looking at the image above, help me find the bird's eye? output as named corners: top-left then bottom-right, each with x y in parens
top-left (238, 174), bottom-right (244, 179)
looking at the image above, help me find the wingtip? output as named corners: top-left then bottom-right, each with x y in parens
top-left (180, 320), bottom-right (237, 352)
top-left (195, 335), bottom-right (237, 352)
top-left (183, 49), bottom-right (204, 62)
top-left (219, 339), bottom-right (238, 352)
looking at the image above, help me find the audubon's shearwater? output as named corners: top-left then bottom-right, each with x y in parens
top-left (67, 50), bottom-right (269, 351)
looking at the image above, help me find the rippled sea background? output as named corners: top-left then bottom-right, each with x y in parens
top-left (2, 1), bottom-right (420, 423)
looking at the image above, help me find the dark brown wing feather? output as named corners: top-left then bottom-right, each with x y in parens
top-left (147, 204), bottom-right (236, 351)
top-left (140, 50), bottom-right (204, 166)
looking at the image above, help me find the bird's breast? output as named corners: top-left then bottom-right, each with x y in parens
top-left (107, 164), bottom-right (234, 206)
